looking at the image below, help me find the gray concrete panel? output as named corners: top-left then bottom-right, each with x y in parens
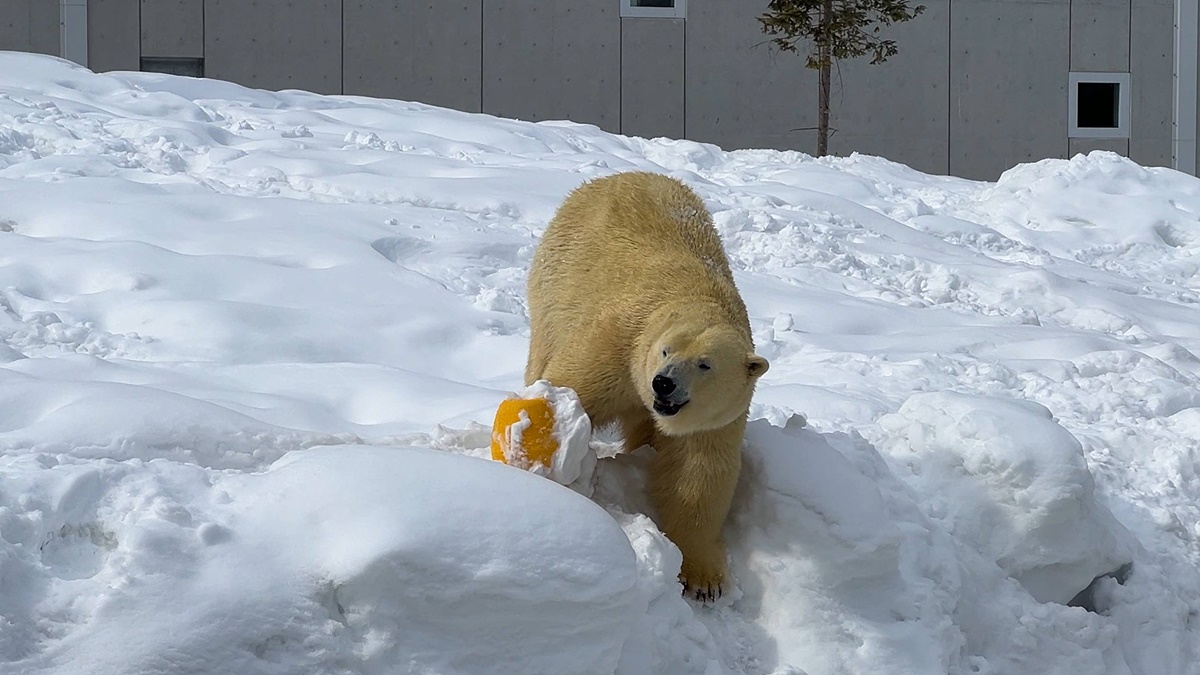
top-left (0, 0), bottom-right (59, 55)
top-left (1069, 0), bottom-right (1130, 72)
top-left (88, 0), bottom-right (140, 72)
top-left (205, 0), bottom-right (342, 94)
top-left (827, 0), bottom-right (949, 175)
top-left (950, 0), bottom-right (1070, 180)
top-left (0, 0), bottom-right (30, 51)
top-left (1069, 137), bottom-right (1129, 157)
top-left (344, 0), bottom-right (482, 112)
top-left (0, 1), bottom-right (27, 52)
top-left (141, 0), bottom-right (203, 57)
top-left (621, 17), bottom-right (684, 140)
top-left (482, 1), bottom-right (620, 132)
top-left (685, 0), bottom-right (817, 152)
top-left (1129, 0), bottom-right (1172, 167)
top-left (30, 0), bottom-right (60, 55)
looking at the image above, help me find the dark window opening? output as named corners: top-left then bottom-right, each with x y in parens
top-left (140, 57), bottom-right (205, 78)
top-left (1077, 82), bottom-right (1120, 129)
top-left (633, 0), bottom-right (675, 6)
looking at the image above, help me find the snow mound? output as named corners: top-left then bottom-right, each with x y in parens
top-left (879, 392), bottom-right (1135, 603)
top-left (3, 446), bottom-right (641, 675)
top-left (731, 417), bottom-right (960, 673)
top-left (240, 447), bottom-right (640, 675)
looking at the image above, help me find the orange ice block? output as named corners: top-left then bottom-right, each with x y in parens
top-left (490, 397), bottom-right (559, 469)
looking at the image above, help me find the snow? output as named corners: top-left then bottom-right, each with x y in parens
top-left (2, 51), bottom-right (1200, 674)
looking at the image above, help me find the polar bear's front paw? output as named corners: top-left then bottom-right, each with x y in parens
top-left (680, 560), bottom-right (726, 603)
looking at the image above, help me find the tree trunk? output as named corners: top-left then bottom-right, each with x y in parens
top-left (817, 0), bottom-right (832, 157)
top-left (817, 59), bottom-right (830, 157)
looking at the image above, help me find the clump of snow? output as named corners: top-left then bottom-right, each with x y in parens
top-left (3, 52), bottom-right (1200, 674)
top-left (495, 380), bottom-right (596, 491)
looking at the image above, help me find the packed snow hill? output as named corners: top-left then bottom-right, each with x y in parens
top-left (2, 51), bottom-right (1200, 675)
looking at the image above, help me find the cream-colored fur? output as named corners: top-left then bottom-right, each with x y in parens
top-left (526, 171), bottom-right (769, 600)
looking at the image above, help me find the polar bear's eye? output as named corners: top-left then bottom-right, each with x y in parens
top-left (698, 361), bottom-right (711, 371)
top-left (662, 347), bottom-right (669, 358)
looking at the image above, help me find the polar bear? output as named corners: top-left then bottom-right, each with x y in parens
top-left (525, 171), bottom-right (769, 600)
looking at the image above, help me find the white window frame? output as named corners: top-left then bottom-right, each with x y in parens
top-left (1068, 72), bottom-right (1131, 139)
top-left (620, 0), bottom-right (686, 19)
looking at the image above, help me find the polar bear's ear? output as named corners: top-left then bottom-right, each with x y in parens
top-left (747, 355), bottom-right (770, 378)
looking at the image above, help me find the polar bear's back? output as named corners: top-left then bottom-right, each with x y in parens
top-left (530, 172), bottom-right (736, 298)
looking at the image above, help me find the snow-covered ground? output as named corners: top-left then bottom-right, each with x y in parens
top-left (2, 52), bottom-right (1199, 674)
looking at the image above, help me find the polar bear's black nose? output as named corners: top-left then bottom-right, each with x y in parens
top-left (652, 375), bottom-right (676, 397)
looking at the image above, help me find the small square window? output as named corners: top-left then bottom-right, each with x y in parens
top-left (1069, 72), bottom-right (1130, 139)
top-left (621, 0), bottom-right (686, 19)
top-left (141, 57), bottom-right (205, 78)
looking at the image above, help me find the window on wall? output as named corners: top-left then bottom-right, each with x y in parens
top-left (141, 57), bottom-right (205, 78)
top-left (1069, 72), bottom-right (1130, 139)
top-left (621, 0), bottom-right (686, 19)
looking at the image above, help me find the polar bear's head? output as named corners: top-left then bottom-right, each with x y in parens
top-left (637, 321), bottom-right (769, 436)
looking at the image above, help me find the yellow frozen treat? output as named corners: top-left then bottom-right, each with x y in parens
top-left (491, 396), bottom-right (559, 469)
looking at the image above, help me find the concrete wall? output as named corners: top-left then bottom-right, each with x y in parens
top-left (621, 17), bottom-right (685, 140)
top-left (1070, 137), bottom-right (1131, 156)
top-left (685, 0), bottom-right (817, 152)
top-left (344, 0), bottom-right (483, 112)
top-left (950, 0), bottom-right (1070, 179)
top-left (88, 0), bottom-right (138, 71)
top-left (3, 0), bottom-right (1180, 179)
top-left (1072, 0), bottom-right (1131, 72)
top-left (1130, 0), bottom-right (1174, 167)
top-left (482, 1), bottom-right (620, 132)
top-left (827, 0), bottom-right (950, 175)
top-left (141, 0), bottom-right (202, 58)
top-left (0, 0), bottom-right (60, 56)
top-left (205, 0), bottom-right (342, 95)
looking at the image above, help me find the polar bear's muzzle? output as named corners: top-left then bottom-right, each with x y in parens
top-left (652, 372), bottom-right (689, 416)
